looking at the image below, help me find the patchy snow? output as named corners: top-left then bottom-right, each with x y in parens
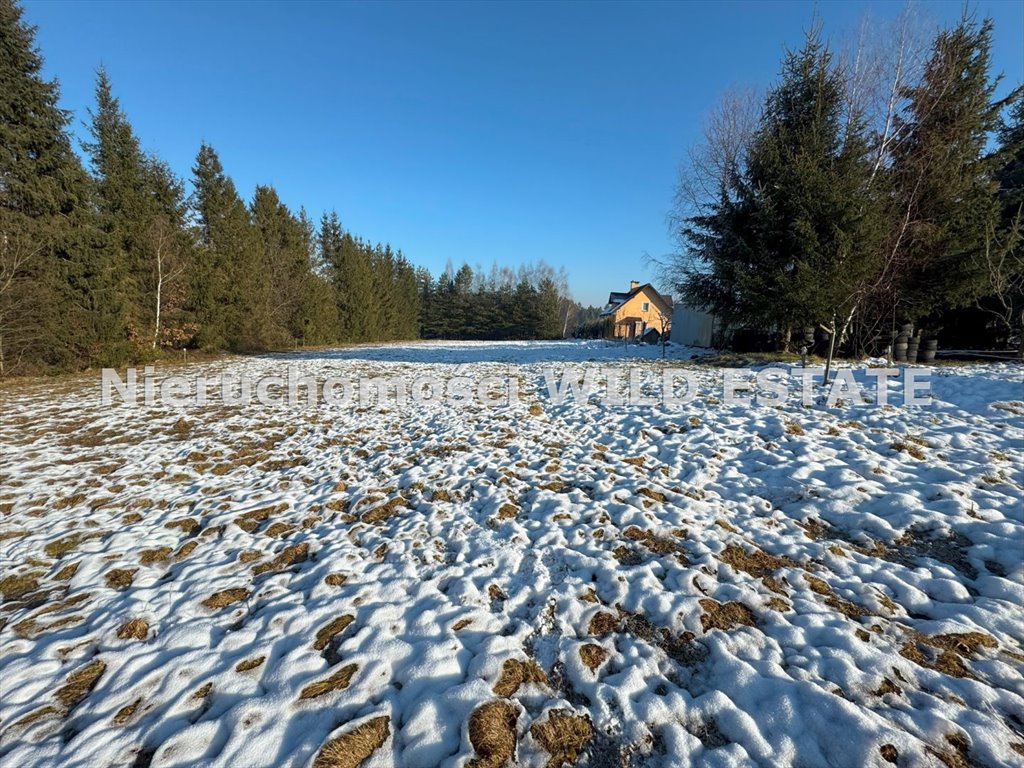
top-left (0, 341), bottom-right (1022, 768)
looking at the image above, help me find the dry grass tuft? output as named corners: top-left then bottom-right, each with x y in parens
top-left (492, 658), bottom-right (548, 697)
top-left (298, 663), bottom-right (358, 700)
top-left (699, 599), bottom-right (757, 632)
top-left (191, 682), bottom-right (213, 700)
top-left (637, 487), bottom-right (667, 503)
top-left (785, 421), bottom-right (805, 436)
top-left (313, 715), bottom-right (390, 768)
top-left (611, 545), bottom-right (642, 565)
top-left (55, 658), bottom-right (106, 710)
top-left (264, 521), bottom-right (293, 538)
top-left (928, 632), bottom-right (997, 656)
top-left (467, 700), bottom-right (518, 768)
top-left (452, 618), bottom-right (473, 631)
top-left (239, 550), bottom-right (262, 564)
top-left (622, 526), bottom-right (679, 556)
top-left (234, 506), bottom-right (278, 533)
top-left (529, 403), bottom-right (544, 417)
top-left (579, 644), bottom-right (608, 672)
top-left (530, 709), bottom-right (592, 768)
top-left (138, 547), bottom-right (172, 566)
top-left (116, 617), bottom-right (149, 641)
top-left (927, 733), bottom-right (974, 768)
top-left (803, 575), bottom-right (871, 618)
top-left (201, 587), bottom-right (249, 610)
top-left (12, 705), bottom-right (61, 730)
top-left (253, 543), bottom-right (310, 575)
top-left (112, 698), bottom-right (141, 725)
top-left (899, 630), bottom-right (997, 680)
top-left (720, 544), bottom-right (797, 578)
top-left (495, 503), bottom-right (519, 520)
top-left (880, 744), bottom-right (899, 763)
top-left (324, 572), bottom-right (347, 586)
top-left (174, 540), bottom-right (199, 560)
top-left (54, 561), bottom-right (80, 581)
top-left (52, 493), bottom-right (87, 511)
top-left (488, 584), bottom-right (506, 602)
top-left (44, 533), bottom-right (93, 559)
top-left (313, 614), bottom-right (355, 650)
top-left (235, 656), bottom-right (266, 672)
top-left (765, 597), bottom-right (790, 612)
top-left (105, 568), bottom-right (137, 591)
top-left (900, 641), bottom-right (971, 679)
top-left (873, 677), bottom-right (903, 697)
top-left (587, 611), bottom-right (618, 636)
top-left (362, 495), bottom-right (406, 524)
top-left (0, 572), bottom-right (41, 601)
top-left (891, 441), bottom-right (926, 460)
top-left (164, 517), bottom-right (200, 535)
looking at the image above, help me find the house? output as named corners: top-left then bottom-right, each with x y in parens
top-left (600, 281), bottom-right (672, 339)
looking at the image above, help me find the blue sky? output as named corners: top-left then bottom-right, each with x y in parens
top-left (23, 0), bottom-right (1024, 307)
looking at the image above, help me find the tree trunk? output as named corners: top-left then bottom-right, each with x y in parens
top-left (823, 317), bottom-right (838, 385)
top-left (153, 243), bottom-right (163, 351)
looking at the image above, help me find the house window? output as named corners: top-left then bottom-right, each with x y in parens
top-left (642, 302), bottom-right (649, 312)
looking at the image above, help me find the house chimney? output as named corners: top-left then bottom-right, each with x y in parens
top-left (629, 280), bottom-right (640, 291)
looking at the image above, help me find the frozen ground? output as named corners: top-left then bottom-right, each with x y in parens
top-left (0, 340), bottom-right (1022, 768)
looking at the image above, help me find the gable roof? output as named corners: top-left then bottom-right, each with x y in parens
top-left (600, 283), bottom-right (672, 316)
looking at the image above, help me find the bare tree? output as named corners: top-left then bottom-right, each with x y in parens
top-left (654, 302), bottom-right (672, 358)
top-left (974, 212), bottom-right (1024, 356)
top-left (659, 87), bottom-right (760, 285)
top-left (817, 2), bottom-right (933, 369)
top-left (148, 215), bottom-right (187, 350)
top-left (839, 3), bottom-right (931, 183)
top-left (0, 219), bottom-right (46, 376)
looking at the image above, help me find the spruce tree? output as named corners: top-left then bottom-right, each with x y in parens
top-left (0, 0), bottom-right (98, 373)
top-left (680, 26), bottom-right (880, 350)
top-left (889, 14), bottom-right (1003, 323)
top-left (190, 143), bottom-right (268, 350)
top-left (82, 67), bottom-right (147, 353)
top-left (251, 185), bottom-right (309, 344)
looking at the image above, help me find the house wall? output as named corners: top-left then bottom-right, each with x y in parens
top-left (612, 289), bottom-right (669, 337)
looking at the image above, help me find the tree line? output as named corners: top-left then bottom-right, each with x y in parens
top-left (418, 262), bottom-right (570, 340)
top-left (667, 8), bottom-right (1022, 356)
top-left (0, 0), bottom-right (572, 376)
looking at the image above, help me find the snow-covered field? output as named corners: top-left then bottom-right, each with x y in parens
top-left (1, 340), bottom-right (1022, 768)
